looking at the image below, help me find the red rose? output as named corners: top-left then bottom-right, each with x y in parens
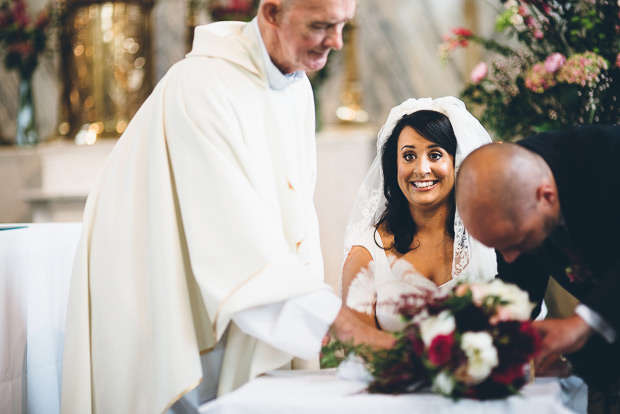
top-left (412, 337), bottom-right (425, 356)
top-left (492, 364), bottom-right (524, 385)
top-left (520, 322), bottom-right (542, 359)
top-left (428, 334), bottom-right (454, 366)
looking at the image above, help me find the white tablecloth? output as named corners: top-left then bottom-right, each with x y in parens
top-left (0, 223), bottom-right (81, 414)
top-left (200, 369), bottom-right (577, 414)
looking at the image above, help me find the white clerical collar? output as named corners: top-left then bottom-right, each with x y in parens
top-left (251, 18), bottom-right (304, 91)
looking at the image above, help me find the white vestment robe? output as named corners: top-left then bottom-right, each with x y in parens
top-left (61, 20), bottom-right (338, 414)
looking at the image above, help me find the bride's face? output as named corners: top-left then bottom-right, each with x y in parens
top-left (396, 126), bottom-right (455, 210)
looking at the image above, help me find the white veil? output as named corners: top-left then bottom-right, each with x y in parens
top-left (342, 96), bottom-right (497, 286)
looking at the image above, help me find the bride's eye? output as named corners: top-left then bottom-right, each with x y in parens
top-left (403, 152), bottom-right (416, 161)
top-left (429, 152), bottom-right (442, 161)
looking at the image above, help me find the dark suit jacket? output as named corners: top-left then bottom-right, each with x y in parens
top-left (496, 124), bottom-right (620, 388)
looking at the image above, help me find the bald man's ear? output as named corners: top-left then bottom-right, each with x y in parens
top-left (259, 0), bottom-right (281, 26)
top-left (536, 181), bottom-right (558, 209)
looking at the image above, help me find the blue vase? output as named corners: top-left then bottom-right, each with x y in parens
top-left (15, 72), bottom-right (39, 147)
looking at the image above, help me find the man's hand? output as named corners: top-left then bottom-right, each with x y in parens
top-left (535, 353), bottom-right (572, 378)
top-left (533, 314), bottom-right (594, 369)
top-left (329, 307), bottom-right (396, 350)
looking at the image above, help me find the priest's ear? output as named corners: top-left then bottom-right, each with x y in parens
top-left (259, 0), bottom-right (283, 26)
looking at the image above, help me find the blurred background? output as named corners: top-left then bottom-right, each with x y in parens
top-left (3, 2), bottom-right (620, 412)
top-left (1, 1), bottom-right (618, 358)
top-left (0, 0), bottom-right (508, 286)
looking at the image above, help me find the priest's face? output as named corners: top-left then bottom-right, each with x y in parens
top-left (274, 0), bottom-right (356, 73)
top-left (396, 126), bottom-right (455, 211)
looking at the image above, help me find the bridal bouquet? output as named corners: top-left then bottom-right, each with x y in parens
top-left (323, 279), bottom-right (541, 400)
top-left (439, 0), bottom-right (620, 141)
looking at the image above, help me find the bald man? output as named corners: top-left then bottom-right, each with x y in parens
top-left (456, 124), bottom-right (620, 390)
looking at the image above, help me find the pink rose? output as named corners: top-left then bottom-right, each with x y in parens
top-left (470, 62), bottom-right (488, 84)
top-left (544, 53), bottom-right (566, 73)
top-left (489, 305), bottom-right (512, 325)
top-left (455, 284), bottom-right (469, 297)
top-left (534, 29), bottom-right (544, 39)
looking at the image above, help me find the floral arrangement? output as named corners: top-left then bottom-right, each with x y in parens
top-left (439, 0), bottom-right (620, 141)
top-left (323, 279), bottom-right (541, 400)
top-left (0, 0), bottom-right (55, 78)
top-left (207, 0), bottom-right (258, 22)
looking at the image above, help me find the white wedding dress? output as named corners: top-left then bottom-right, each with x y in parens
top-left (347, 227), bottom-right (495, 331)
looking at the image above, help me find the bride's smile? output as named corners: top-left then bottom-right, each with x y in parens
top-left (411, 180), bottom-right (439, 190)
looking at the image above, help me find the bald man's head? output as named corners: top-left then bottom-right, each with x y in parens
top-left (456, 143), bottom-right (561, 263)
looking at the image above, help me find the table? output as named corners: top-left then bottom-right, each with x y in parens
top-left (0, 223), bottom-right (82, 414)
top-left (0, 222), bottom-right (584, 414)
top-left (200, 369), bottom-right (577, 414)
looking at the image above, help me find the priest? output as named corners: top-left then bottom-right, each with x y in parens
top-left (60, 0), bottom-right (394, 413)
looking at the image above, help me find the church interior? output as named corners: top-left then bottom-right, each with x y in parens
top-left (1, 0), bottom-right (619, 413)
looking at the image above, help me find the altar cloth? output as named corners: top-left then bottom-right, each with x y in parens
top-left (0, 222), bottom-right (82, 414)
top-left (200, 369), bottom-right (576, 414)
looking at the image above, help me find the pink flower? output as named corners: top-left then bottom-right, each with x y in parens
top-left (11, 0), bottom-right (30, 27)
top-left (544, 53), bottom-right (566, 73)
top-left (452, 27), bottom-right (473, 38)
top-left (470, 62), bottom-right (488, 84)
top-left (533, 29), bottom-right (544, 39)
top-left (525, 62), bottom-right (556, 93)
top-left (438, 29), bottom-right (474, 62)
top-left (455, 284), bottom-right (469, 297)
top-left (557, 51), bottom-right (609, 87)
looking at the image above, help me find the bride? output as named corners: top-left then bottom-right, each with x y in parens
top-left (339, 96), bottom-right (586, 413)
top-left (341, 96), bottom-right (497, 331)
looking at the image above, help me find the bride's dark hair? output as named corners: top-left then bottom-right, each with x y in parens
top-left (376, 110), bottom-right (458, 254)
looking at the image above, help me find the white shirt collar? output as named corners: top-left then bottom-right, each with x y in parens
top-left (251, 18), bottom-right (304, 91)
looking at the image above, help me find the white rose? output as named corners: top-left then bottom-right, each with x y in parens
top-left (504, 0), bottom-right (518, 8)
top-left (419, 310), bottom-right (456, 346)
top-left (468, 282), bottom-right (490, 305)
top-left (461, 332), bottom-right (499, 383)
top-left (336, 353), bottom-right (373, 383)
top-left (432, 371), bottom-right (455, 395)
top-left (487, 280), bottom-right (534, 321)
top-left (510, 13), bottom-right (524, 26)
